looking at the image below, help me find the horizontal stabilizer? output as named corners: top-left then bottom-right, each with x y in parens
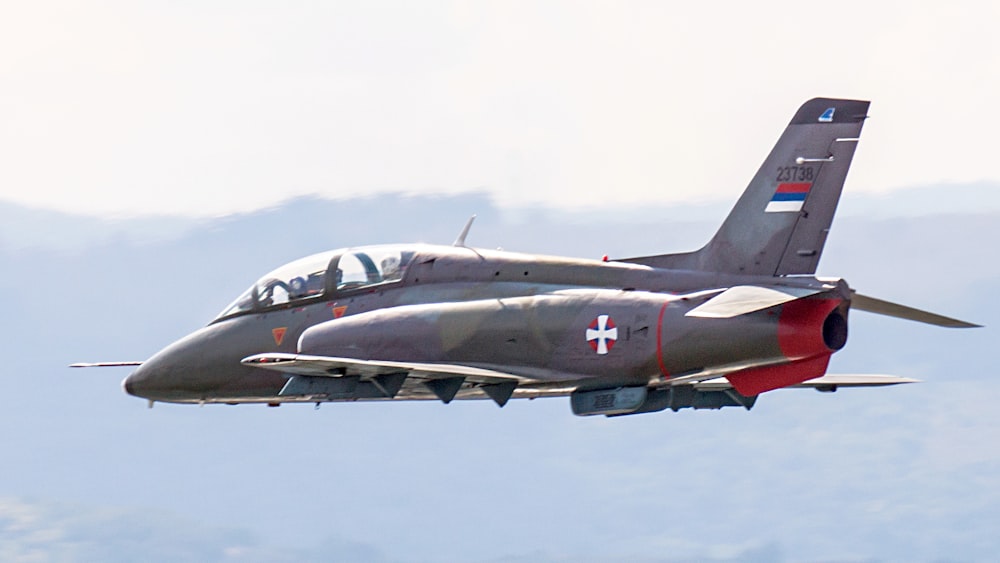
top-left (695, 373), bottom-right (918, 391)
top-left (793, 374), bottom-right (920, 388)
top-left (852, 293), bottom-right (980, 328)
top-left (686, 285), bottom-right (821, 319)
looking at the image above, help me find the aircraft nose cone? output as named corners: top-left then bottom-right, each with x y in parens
top-left (121, 359), bottom-right (174, 400)
top-left (122, 365), bottom-right (148, 398)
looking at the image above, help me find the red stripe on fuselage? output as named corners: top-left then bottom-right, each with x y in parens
top-left (656, 300), bottom-right (670, 380)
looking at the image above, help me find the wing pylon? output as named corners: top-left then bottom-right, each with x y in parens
top-left (242, 353), bottom-right (524, 406)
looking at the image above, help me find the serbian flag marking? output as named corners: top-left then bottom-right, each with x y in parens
top-left (765, 182), bottom-right (811, 213)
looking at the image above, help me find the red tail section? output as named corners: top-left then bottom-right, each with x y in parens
top-left (725, 298), bottom-right (845, 395)
top-left (725, 353), bottom-right (831, 396)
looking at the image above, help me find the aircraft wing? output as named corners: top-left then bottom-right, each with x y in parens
top-left (70, 361), bottom-right (143, 368)
top-left (242, 353), bottom-right (524, 381)
top-left (693, 373), bottom-right (918, 392)
top-left (241, 353), bottom-right (527, 405)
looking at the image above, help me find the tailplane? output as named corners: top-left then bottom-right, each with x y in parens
top-left (626, 98), bottom-right (869, 276)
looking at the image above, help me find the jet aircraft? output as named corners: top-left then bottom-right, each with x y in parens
top-left (75, 98), bottom-right (979, 417)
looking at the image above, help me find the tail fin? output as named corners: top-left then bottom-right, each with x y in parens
top-left (626, 98), bottom-right (869, 276)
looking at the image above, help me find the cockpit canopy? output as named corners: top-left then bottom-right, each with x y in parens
top-left (215, 246), bottom-right (416, 321)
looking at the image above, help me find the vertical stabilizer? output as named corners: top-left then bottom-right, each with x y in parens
top-left (625, 98), bottom-right (869, 276)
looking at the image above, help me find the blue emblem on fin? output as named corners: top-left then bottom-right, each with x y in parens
top-left (819, 107), bottom-right (835, 123)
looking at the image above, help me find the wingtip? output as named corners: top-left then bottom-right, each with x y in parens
top-left (69, 361), bottom-right (143, 368)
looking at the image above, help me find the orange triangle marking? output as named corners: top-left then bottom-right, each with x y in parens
top-left (333, 306), bottom-right (348, 319)
top-left (272, 327), bottom-right (287, 346)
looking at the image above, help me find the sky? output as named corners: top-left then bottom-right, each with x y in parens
top-left (2, 196), bottom-right (997, 562)
top-left (2, 1), bottom-right (1000, 217)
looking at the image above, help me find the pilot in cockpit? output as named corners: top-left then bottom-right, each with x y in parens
top-left (288, 277), bottom-right (308, 299)
top-left (289, 272), bottom-right (326, 299)
top-left (381, 256), bottom-right (401, 281)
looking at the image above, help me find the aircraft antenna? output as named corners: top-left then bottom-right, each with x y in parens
top-left (453, 214), bottom-right (476, 247)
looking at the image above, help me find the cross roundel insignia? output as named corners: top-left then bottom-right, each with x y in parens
top-left (586, 315), bottom-right (618, 355)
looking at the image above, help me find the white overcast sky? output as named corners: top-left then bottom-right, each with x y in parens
top-left (1, 1), bottom-right (998, 217)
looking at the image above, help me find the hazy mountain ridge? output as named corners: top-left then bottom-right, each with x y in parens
top-left (4, 180), bottom-right (999, 252)
top-left (1, 193), bottom-right (997, 562)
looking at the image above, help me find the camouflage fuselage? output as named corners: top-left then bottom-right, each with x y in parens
top-left (126, 245), bottom-right (849, 405)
